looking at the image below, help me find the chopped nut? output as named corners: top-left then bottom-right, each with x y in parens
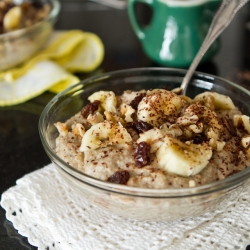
top-left (182, 128), bottom-right (193, 138)
top-left (176, 115), bottom-right (199, 126)
top-left (241, 136), bottom-right (250, 148)
top-left (87, 112), bottom-right (104, 125)
top-left (189, 180), bottom-right (196, 187)
top-left (120, 103), bottom-right (135, 123)
top-left (104, 111), bottom-right (125, 125)
top-left (186, 103), bottom-right (224, 138)
top-left (81, 100), bottom-right (100, 118)
top-left (72, 123), bottom-right (85, 137)
top-left (189, 122), bottom-right (203, 133)
top-left (234, 114), bottom-right (250, 134)
top-left (207, 128), bottom-right (218, 140)
top-left (209, 138), bottom-right (226, 151)
top-left (216, 141), bottom-right (226, 151)
top-left (160, 123), bottom-right (183, 137)
top-left (54, 122), bottom-right (68, 136)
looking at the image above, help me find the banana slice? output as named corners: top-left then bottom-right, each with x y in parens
top-left (72, 123), bottom-right (85, 137)
top-left (234, 114), bottom-right (250, 134)
top-left (80, 121), bottom-right (132, 151)
top-left (87, 112), bottom-right (104, 125)
top-left (194, 92), bottom-right (236, 110)
top-left (54, 122), bottom-right (68, 136)
top-left (88, 91), bottom-right (117, 114)
top-left (3, 6), bottom-right (22, 31)
top-left (137, 89), bottom-right (184, 127)
top-left (137, 128), bottom-right (164, 153)
top-left (241, 136), bottom-right (250, 148)
top-left (156, 136), bottom-right (212, 177)
top-left (120, 103), bottom-right (135, 123)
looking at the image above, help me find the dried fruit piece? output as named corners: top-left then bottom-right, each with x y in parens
top-left (81, 100), bottom-right (100, 118)
top-left (107, 170), bottom-right (130, 184)
top-left (134, 141), bottom-right (151, 167)
top-left (129, 120), bottom-right (153, 134)
top-left (191, 134), bottom-right (207, 144)
top-left (137, 128), bottom-right (164, 153)
top-left (130, 93), bottom-right (146, 110)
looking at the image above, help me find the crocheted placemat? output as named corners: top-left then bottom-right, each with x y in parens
top-left (1, 163), bottom-right (250, 250)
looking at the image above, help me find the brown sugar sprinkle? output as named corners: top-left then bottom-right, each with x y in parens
top-left (107, 170), bottom-right (130, 184)
top-left (134, 141), bottom-right (151, 167)
top-left (130, 93), bottom-right (146, 110)
top-left (81, 100), bottom-right (100, 118)
top-left (221, 117), bottom-right (237, 136)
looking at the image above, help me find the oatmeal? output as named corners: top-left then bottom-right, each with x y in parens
top-left (0, 0), bottom-right (51, 34)
top-left (0, 0), bottom-right (54, 71)
top-left (54, 89), bottom-right (250, 188)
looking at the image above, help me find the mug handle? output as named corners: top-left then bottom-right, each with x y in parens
top-left (127, 0), bottom-right (154, 40)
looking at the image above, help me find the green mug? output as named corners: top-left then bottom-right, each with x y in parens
top-left (128, 0), bottom-right (222, 68)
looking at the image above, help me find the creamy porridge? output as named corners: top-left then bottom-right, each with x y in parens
top-left (54, 88), bottom-right (250, 188)
top-left (0, 0), bottom-right (51, 34)
top-left (0, 0), bottom-right (53, 71)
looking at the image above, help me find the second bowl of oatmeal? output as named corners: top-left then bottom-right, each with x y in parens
top-left (0, 0), bottom-right (60, 71)
top-left (39, 68), bottom-right (250, 221)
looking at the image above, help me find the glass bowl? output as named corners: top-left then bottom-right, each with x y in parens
top-left (39, 68), bottom-right (250, 221)
top-left (0, 0), bottom-right (60, 71)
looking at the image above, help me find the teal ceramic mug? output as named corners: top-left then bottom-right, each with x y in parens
top-left (128, 0), bottom-right (222, 68)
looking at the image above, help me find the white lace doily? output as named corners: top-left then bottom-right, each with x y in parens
top-left (1, 163), bottom-right (250, 250)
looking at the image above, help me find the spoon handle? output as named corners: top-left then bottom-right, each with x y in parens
top-left (180, 0), bottom-right (249, 95)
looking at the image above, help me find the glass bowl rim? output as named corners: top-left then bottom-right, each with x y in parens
top-left (39, 67), bottom-right (250, 198)
top-left (0, 0), bottom-right (61, 40)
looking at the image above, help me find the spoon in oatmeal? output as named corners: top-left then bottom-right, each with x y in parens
top-left (179, 0), bottom-right (249, 96)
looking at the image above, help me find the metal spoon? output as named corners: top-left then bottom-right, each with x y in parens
top-left (180, 0), bottom-right (249, 95)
